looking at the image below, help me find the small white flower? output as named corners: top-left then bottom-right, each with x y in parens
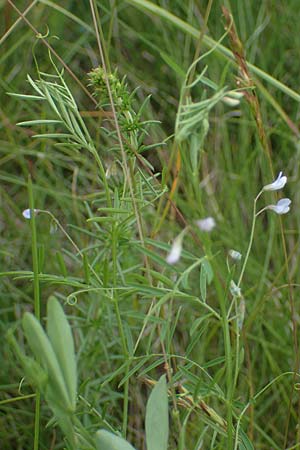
top-left (22, 208), bottom-right (39, 219)
top-left (229, 280), bottom-right (242, 298)
top-left (196, 217), bottom-right (216, 232)
top-left (222, 91), bottom-right (244, 107)
top-left (267, 198), bottom-right (291, 215)
top-left (263, 171), bottom-right (287, 191)
top-left (222, 96), bottom-right (240, 107)
top-left (166, 235), bottom-right (183, 265)
top-left (228, 249), bottom-right (242, 261)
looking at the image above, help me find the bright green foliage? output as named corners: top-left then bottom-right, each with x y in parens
top-left (89, 67), bottom-right (132, 111)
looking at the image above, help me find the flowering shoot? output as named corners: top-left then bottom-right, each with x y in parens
top-left (22, 209), bottom-right (39, 219)
top-left (262, 171), bottom-right (287, 192)
top-left (266, 198), bottom-right (291, 215)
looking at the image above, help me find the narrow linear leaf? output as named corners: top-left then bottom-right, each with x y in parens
top-left (17, 119), bottom-right (63, 126)
top-left (32, 133), bottom-right (75, 139)
top-left (238, 428), bottom-right (255, 450)
top-left (7, 92), bottom-right (44, 100)
top-left (202, 259), bottom-right (213, 284)
top-left (200, 263), bottom-right (207, 303)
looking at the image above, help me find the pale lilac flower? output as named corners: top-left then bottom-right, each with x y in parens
top-left (267, 198), bottom-right (291, 215)
top-left (263, 171), bottom-right (287, 191)
top-left (228, 249), bottom-right (242, 261)
top-left (22, 208), bottom-right (39, 219)
top-left (166, 235), bottom-right (183, 265)
top-left (196, 217), bottom-right (216, 232)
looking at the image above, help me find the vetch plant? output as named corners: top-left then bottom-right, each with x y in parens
top-left (266, 198), bottom-right (291, 215)
top-left (3, 2), bottom-right (300, 448)
top-left (223, 171), bottom-right (292, 449)
top-left (22, 208), bottom-right (39, 219)
top-left (8, 296), bottom-right (170, 450)
top-left (228, 249), bottom-right (242, 261)
top-left (262, 171), bottom-right (287, 192)
top-left (7, 297), bottom-right (79, 448)
top-left (237, 171), bottom-right (291, 288)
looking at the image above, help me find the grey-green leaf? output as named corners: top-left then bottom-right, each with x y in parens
top-left (6, 330), bottom-right (48, 392)
top-left (22, 312), bottom-right (71, 411)
top-left (238, 428), bottom-right (255, 450)
top-left (200, 263), bottom-right (207, 303)
top-left (95, 430), bottom-right (137, 450)
top-left (47, 296), bottom-right (77, 411)
top-left (145, 374), bottom-right (169, 450)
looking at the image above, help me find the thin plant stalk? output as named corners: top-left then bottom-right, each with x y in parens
top-left (28, 176), bottom-right (41, 450)
top-left (36, 209), bottom-right (103, 287)
top-left (237, 191), bottom-right (262, 288)
top-left (111, 223), bottom-right (130, 437)
top-left (211, 258), bottom-right (233, 448)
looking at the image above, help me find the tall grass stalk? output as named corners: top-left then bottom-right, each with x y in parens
top-left (28, 176), bottom-right (41, 450)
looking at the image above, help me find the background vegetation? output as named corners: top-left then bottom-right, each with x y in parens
top-left (1, 1), bottom-right (300, 449)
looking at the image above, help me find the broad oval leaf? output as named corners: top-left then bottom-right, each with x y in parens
top-left (145, 374), bottom-right (169, 450)
top-left (22, 312), bottom-right (71, 411)
top-left (47, 296), bottom-right (77, 411)
top-left (95, 429), bottom-right (137, 450)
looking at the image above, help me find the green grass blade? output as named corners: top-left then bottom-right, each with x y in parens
top-left (126, 0), bottom-right (300, 102)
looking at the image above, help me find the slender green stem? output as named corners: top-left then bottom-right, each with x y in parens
top-left (211, 259), bottom-right (233, 448)
top-left (33, 391), bottom-right (41, 450)
top-left (37, 209), bottom-right (103, 286)
top-left (232, 297), bottom-right (241, 393)
top-left (91, 148), bottom-right (112, 208)
top-left (111, 223), bottom-right (129, 437)
top-left (28, 176), bottom-right (41, 450)
top-left (237, 192), bottom-right (262, 288)
top-left (221, 303), bottom-right (233, 449)
top-left (214, 190), bottom-right (261, 446)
